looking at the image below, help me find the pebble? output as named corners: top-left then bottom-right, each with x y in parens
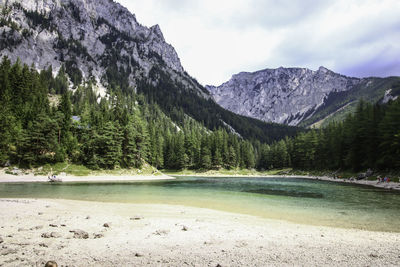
top-left (49, 224), bottom-right (58, 227)
top-left (103, 223), bottom-right (110, 228)
top-left (182, 225), bottom-right (188, 231)
top-left (41, 232), bottom-right (61, 238)
top-left (0, 237), bottom-right (3, 244)
top-left (94, 233), bottom-right (104, 239)
top-left (130, 215), bottom-right (144, 220)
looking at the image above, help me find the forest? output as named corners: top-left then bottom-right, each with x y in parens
top-left (0, 57), bottom-right (399, 172)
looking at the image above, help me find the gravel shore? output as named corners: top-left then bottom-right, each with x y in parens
top-left (0, 198), bottom-right (399, 266)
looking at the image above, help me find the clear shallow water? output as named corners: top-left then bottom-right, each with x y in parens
top-left (0, 176), bottom-right (399, 232)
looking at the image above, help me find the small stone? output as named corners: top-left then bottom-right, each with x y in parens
top-left (70, 229), bottom-right (89, 239)
top-left (135, 253), bottom-right (143, 257)
top-left (103, 223), bottom-right (110, 228)
top-left (0, 237), bottom-right (3, 244)
top-left (369, 253), bottom-right (378, 258)
top-left (6, 235), bottom-right (12, 238)
top-left (85, 216), bottom-right (90, 220)
top-left (93, 233), bottom-right (104, 239)
top-left (216, 264), bottom-right (222, 267)
top-left (38, 212), bottom-right (43, 215)
top-left (181, 225), bottom-right (188, 231)
top-left (49, 224), bottom-right (58, 228)
top-left (39, 243), bottom-right (48, 248)
top-left (60, 224), bottom-right (66, 227)
top-left (130, 215), bottom-right (143, 220)
top-left (41, 232), bottom-right (61, 238)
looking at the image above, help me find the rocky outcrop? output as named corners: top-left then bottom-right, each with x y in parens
top-left (207, 67), bottom-right (361, 126)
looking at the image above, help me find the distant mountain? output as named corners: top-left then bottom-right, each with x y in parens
top-left (207, 67), bottom-right (400, 127)
top-left (0, 0), bottom-right (299, 143)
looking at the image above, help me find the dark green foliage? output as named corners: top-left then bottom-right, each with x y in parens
top-left (257, 96), bottom-right (400, 172)
top-left (1, 56), bottom-right (399, 173)
top-left (138, 66), bottom-right (299, 144)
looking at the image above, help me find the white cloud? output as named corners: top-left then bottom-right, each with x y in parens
top-left (116, 0), bottom-right (400, 85)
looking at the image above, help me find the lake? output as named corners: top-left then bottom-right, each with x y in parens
top-left (0, 176), bottom-right (399, 232)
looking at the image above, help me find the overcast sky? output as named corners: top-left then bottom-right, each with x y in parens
top-left (116, 0), bottom-right (400, 86)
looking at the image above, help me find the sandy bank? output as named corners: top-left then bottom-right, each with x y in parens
top-left (0, 198), bottom-right (399, 266)
top-left (0, 170), bottom-right (174, 183)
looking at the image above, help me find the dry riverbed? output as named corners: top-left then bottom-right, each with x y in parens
top-left (0, 199), bottom-right (399, 266)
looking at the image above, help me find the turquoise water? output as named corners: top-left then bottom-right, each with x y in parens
top-left (0, 176), bottom-right (399, 232)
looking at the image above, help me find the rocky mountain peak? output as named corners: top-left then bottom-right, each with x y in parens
top-left (0, 0), bottom-right (191, 96)
top-left (206, 67), bottom-right (362, 126)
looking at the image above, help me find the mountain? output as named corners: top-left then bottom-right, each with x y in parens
top-left (0, 0), bottom-right (204, 97)
top-left (0, 0), bottom-right (299, 144)
top-left (206, 67), bottom-right (400, 127)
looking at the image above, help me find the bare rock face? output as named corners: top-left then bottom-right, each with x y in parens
top-left (0, 0), bottom-right (205, 98)
top-left (207, 67), bottom-right (361, 126)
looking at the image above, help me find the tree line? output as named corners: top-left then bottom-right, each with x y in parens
top-left (0, 57), bottom-right (399, 172)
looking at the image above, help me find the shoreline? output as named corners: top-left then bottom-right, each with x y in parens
top-left (171, 173), bottom-right (400, 191)
top-left (0, 171), bottom-right (175, 183)
top-left (0, 198), bottom-right (399, 266)
top-left (1, 169), bottom-right (399, 191)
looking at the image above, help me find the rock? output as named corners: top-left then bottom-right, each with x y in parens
top-left (70, 229), bottom-right (89, 239)
top-left (45, 261), bottom-right (58, 267)
top-left (0, 237), bottom-right (3, 244)
top-left (103, 223), bottom-right (110, 228)
top-left (41, 232), bottom-right (61, 238)
top-left (135, 252), bottom-right (143, 257)
top-left (85, 216), bottom-right (91, 220)
top-left (181, 225), bottom-right (188, 231)
top-left (38, 212), bottom-right (43, 215)
top-left (49, 224), bottom-right (58, 227)
top-left (130, 215), bottom-right (144, 220)
top-left (60, 224), bottom-right (66, 227)
top-left (93, 233), bottom-right (104, 239)
top-left (216, 264), bottom-right (222, 267)
top-left (1, 248), bottom-right (17, 255)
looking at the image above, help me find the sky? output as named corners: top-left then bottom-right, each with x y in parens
top-left (116, 0), bottom-right (400, 86)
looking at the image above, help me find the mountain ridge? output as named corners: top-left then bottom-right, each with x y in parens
top-left (206, 66), bottom-right (400, 126)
